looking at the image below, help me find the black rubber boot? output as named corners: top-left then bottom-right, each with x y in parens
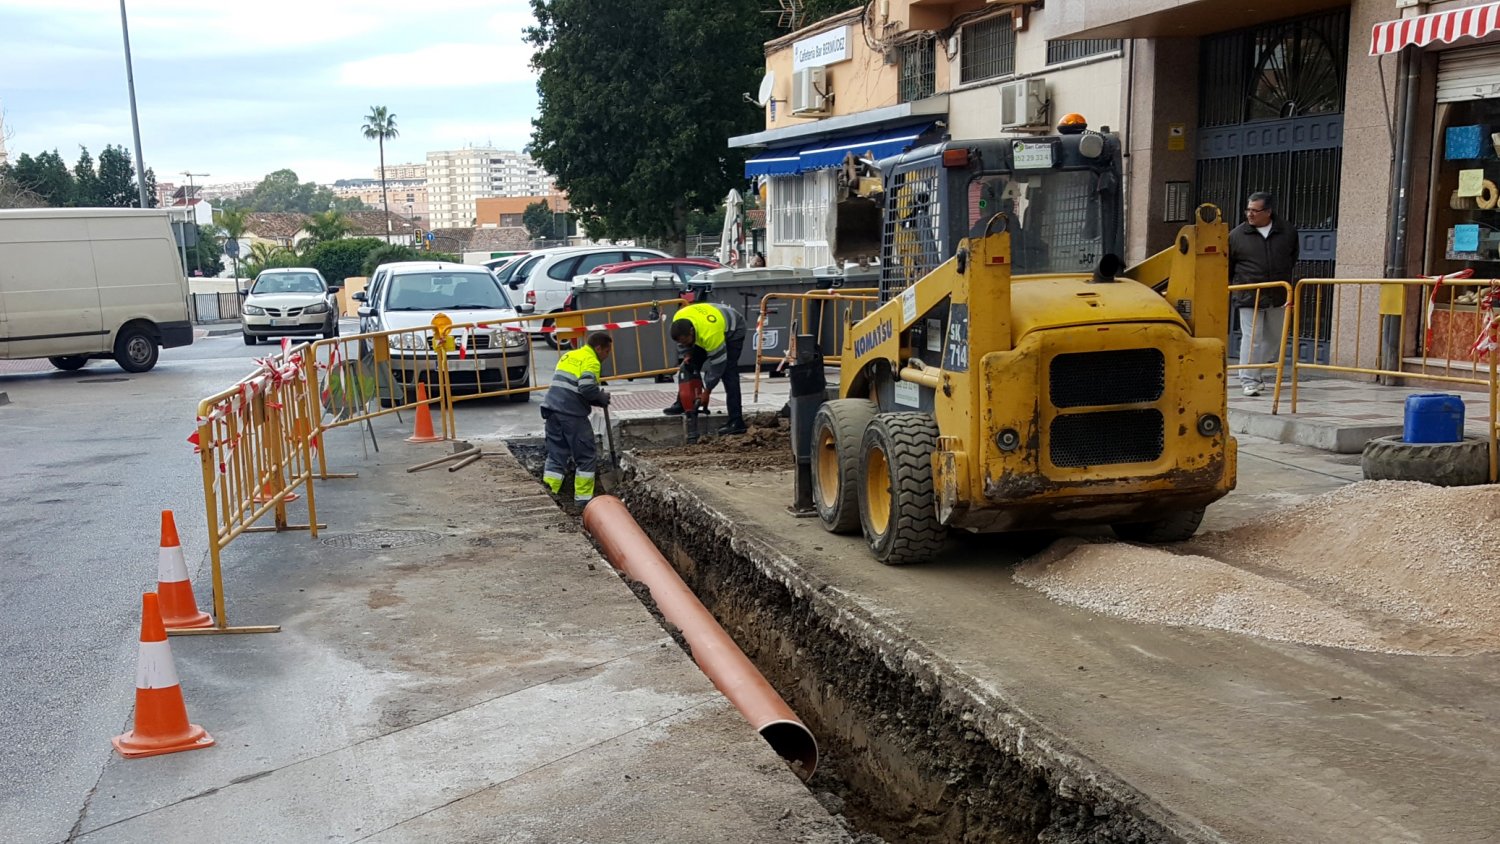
top-left (717, 419), bottom-right (748, 436)
top-left (662, 401), bottom-right (684, 416)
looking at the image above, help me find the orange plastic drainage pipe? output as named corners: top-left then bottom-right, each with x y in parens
top-left (582, 495), bottom-right (818, 780)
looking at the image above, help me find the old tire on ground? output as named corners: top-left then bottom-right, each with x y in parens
top-left (1112, 507), bottom-right (1206, 543)
top-left (812, 399), bottom-right (876, 534)
top-left (48, 356), bottom-right (89, 371)
top-left (859, 413), bottom-right (947, 565)
top-left (1361, 435), bottom-right (1491, 487)
top-left (113, 323), bottom-right (159, 373)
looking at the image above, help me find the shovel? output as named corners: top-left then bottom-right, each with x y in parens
top-left (598, 402), bottom-right (623, 492)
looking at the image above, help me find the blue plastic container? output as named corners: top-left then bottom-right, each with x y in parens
top-left (1403, 394), bottom-right (1465, 444)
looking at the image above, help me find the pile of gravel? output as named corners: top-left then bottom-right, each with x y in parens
top-left (1015, 481), bottom-right (1500, 656)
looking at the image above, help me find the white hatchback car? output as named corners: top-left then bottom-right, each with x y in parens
top-left (353, 261), bottom-right (532, 404)
top-left (240, 268), bottom-right (340, 345)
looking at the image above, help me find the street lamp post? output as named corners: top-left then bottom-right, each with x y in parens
top-left (118, 0), bottom-right (150, 209)
top-left (182, 171), bottom-right (208, 274)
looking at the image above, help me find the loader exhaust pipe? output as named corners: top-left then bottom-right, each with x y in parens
top-left (582, 495), bottom-right (819, 780)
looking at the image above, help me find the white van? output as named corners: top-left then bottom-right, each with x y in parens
top-left (0, 208), bottom-right (193, 372)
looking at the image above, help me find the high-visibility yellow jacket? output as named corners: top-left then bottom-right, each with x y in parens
top-left (674, 303), bottom-right (742, 391)
top-left (542, 344), bottom-right (606, 417)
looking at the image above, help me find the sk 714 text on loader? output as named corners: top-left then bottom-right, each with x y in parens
top-left (799, 119), bottom-right (1237, 564)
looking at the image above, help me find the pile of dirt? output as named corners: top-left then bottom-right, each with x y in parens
top-left (646, 414), bottom-right (794, 473)
top-left (1017, 481), bottom-right (1500, 655)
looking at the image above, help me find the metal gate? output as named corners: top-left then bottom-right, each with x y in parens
top-left (1197, 8), bottom-right (1349, 363)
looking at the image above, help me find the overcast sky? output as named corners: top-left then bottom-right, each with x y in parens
top-left (0, 0), bottom-right (540, 185)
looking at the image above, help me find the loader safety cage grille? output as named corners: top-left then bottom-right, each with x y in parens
top-left (879, 162), bottom-right (944, 300)
top-left (1050, 409), bottom-right (1165, 468)
top-left (1049, 348), bottom-right (1165, 408)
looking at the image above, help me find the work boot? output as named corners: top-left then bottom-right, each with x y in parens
top-left (777, 403), bottom-right (791, 419)
top-left (663, 401), bottom-right (684, 416)
top-left (717, 420), bottom-right (748, 436)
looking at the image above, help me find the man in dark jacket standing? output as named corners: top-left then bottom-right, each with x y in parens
top-left (1228, 192), bottom-right (1298, 396)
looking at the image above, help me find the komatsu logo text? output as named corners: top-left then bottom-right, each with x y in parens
top-left (854, 320), bottom-right (893, 358)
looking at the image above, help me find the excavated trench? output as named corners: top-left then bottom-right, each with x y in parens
top-left (509, 434), bottom-right (1184, 844)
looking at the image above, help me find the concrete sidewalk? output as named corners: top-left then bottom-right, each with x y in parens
top-left (1229, 375), bottom-right (1495, 453)
top-left (73, 431), bottom-right (846, 843)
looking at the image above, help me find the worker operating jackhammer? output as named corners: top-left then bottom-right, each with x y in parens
top-left (662, 301), bottom-right (747, 436)
top-left (541, 331), bottom-right (613, 505)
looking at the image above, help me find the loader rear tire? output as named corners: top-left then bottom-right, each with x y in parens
top-left (1112, 508), bottom-right (1206, 544)
top-left (859, 413), bottom-right (947, 565)
top-left (812, 399), bottom-right (876, 534)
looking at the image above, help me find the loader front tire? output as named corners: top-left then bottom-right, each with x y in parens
top-left (859, 413), bottom-right (947, 565)
top-left (812, 399), bottom-right (876, 534)
top-left (1112, 507), bottom-right (1206, 544)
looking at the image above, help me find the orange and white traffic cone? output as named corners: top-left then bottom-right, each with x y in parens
top-left (157, 511), bottom-right (213, 630)
top-left (251, 479), bottom-right (299, 504)
top-left (406, 381), bottom-right (444, 443)
top-left (112, 592), bottom-right (215, 759)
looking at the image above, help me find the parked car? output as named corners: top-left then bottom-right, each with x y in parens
top-left (0, 208), bottom-right (192, 372)
top-left (352, 261), bottom-right (531, 405)
top-left (587, 257), bottom-right (723, 284)
top-left (482, 254), bottom-right (528, 274)
top-left (499, 246), bottom-right (670, 348)
top-left (240, 268), bottom-right (341, 344)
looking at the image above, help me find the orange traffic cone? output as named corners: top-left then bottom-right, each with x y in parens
top-left (251, 479), bottom-right (299, 504)
top-left (112, 592), bottom-right (215, 759)
top-left (406, 381), bottom-right (444, 443)
top-left (157, 511), bottom-right (212, 630)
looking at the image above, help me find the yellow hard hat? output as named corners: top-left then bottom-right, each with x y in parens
top-left (1057, 113), bottom-right (1088, 134)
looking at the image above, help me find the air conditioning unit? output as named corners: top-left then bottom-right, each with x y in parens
top-left (999, 78), bottom-right (1047, 129)
top-left (792, 67), bottom-right (830, 116)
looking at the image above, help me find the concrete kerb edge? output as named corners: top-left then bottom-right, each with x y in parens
top-left (1229, 409), bottom-right (1403, 454)
top-left (616, 452), bottom-right (1222, 844)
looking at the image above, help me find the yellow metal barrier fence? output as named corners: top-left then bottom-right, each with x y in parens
top-left (1292, 277), bottom-right (1498, 482)
top-left (751, 289), bottom-right (879, 400)
top-left (1227, 282), bottom-right (1296, 413)
top-left (187, 343), bottom-right (322, 635)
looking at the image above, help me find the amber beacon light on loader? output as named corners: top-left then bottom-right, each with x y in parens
top-left (791, 117), bottom-right (1238, 565)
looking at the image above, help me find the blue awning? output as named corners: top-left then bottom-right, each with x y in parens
top-left (744, 122), bottom-right (933, 178)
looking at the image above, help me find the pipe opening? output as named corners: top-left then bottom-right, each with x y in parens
top-left (760, 719), bottom-right (819, 781)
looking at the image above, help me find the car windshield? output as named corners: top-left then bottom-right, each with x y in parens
top-left (383, 272), bottom-right (512, 311)
top-left (252, 273), bottom-right (323, 294)
top-left (496, 255), bottom-right (539, 283)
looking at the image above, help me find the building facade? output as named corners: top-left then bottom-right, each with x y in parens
top-left (732, 1), bottom-right (1125, 268)
top-left (425, 148), bottom-right (555, 230)
top-left (376, 162), bottom-right (426, 181)
top-left (1054, 0), bottom-right (1500, 376)
top-left (474, 192), bottom-right (572, 228)
top-left (331, 179), bottom-right (429, 224)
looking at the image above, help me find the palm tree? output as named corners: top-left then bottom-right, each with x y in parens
top-left (361, 106), bottom-right (399, 240)
top-left (302, 210), bottom-right (352, 247)
top-left (215, 207), bottom-right (251, 284)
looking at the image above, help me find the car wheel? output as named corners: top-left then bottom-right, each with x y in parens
top-left (113, 324), bottom-right (159, 373)
top-left (325, 317), bottom-right (340, 339)
top-left (48, 355), bottom-right (89, 371)
top-left (505, 374), bottom-right (533, 402)
top-left (243, 332), bottom-right (257, 346)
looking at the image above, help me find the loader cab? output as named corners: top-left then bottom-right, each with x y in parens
top-left (859, 131), bottom-right (1124, 301)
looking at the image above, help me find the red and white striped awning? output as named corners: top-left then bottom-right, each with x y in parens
top-left (1370, 2), bottom-right (1500, 55)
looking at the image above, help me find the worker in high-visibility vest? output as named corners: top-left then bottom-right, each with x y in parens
top-left (663, 302), bottom-right (746, 435)
top-left (540, 331), bottom-right (613, 504)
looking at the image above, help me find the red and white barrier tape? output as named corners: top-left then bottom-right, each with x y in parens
top-left (497, 318), bottom-right (658, 333)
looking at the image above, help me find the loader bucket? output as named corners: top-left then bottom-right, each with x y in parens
top-left (831, 197), bottom-right (883, 263)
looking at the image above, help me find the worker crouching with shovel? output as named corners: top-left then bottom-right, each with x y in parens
top-left (541, 331), bottom-right (613, 505)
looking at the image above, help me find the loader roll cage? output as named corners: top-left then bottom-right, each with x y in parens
top-left (873, 134), bottom-right (1124, 301)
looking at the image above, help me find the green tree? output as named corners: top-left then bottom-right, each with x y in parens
top-left (527, 0), bottom-right (761, 255)
top-left (361, 106), bottom-right (399, 237)
top-left (225, 169), bottom-right (343, 213)
top-left (216, 207), bottom-right (251, 280)
top-left (241, 242), bottom-right (299, 279)
top-left (522, 200), bottom-right (556, 239)
top-left (10, 150), bottom-right (76, 206)
top-left (302, 210), bottom-right (354, 246)
top-left (360, 243), bottom-right (422, 275)
top-left (303, 236), bottom-right (387, 284)
top-left (73, 147), bottom-right (102, 206)
top-left (96, 145), bottom-right (137, 207)
top-left (139, 167), bottom-right (158, 208)
top-left (186, 227), bottom-right (225, 277)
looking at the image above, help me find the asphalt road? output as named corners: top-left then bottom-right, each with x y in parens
top-left (0, 327), bottom-right (673, 843)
